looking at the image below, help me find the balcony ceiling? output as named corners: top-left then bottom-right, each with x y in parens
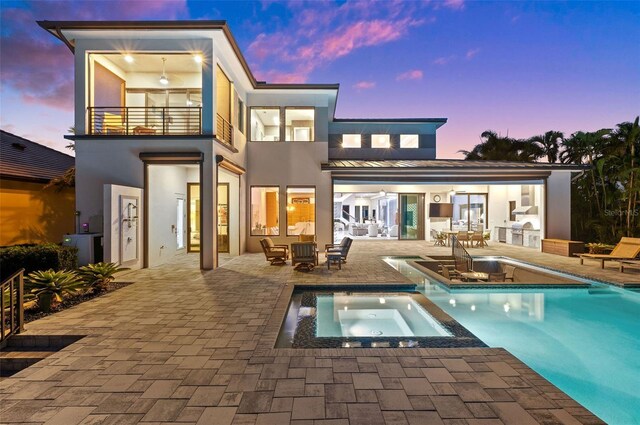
top-left (99, 53), bottom-right (201, 73)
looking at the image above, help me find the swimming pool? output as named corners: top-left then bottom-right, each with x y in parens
top-left (384, 256), bottom-right (640, 425)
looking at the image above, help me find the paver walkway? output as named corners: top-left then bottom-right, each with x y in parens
top-left (0, 241), bottom-right (608, 424)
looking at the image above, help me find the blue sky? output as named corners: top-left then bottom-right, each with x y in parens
top-left (1, 0), bottom-right (638, 157)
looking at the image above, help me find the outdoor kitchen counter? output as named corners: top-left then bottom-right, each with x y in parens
top-left (494, 226), bottom-right (541, 248)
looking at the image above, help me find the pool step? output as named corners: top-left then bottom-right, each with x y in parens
top-left (587, 287), bottom-right (617, 295)
top-left (0, 335), bottom-right (84, 377)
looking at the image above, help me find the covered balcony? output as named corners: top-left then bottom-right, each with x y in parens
top-left (87, 53), bottom-right (204, 136)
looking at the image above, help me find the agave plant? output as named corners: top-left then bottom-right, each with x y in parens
top-left (26, 270), bottom-right (86, 313)
top-left (78, 262), bottom-right (128, 293)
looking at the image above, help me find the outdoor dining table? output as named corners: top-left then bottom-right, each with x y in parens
top-left (459, 271), bottom-right (489, 282)
top-left (441, 230), bottom-right (474, 247)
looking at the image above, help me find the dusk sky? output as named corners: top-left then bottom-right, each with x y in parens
top-left (1, 0), bottom-right (638, 158)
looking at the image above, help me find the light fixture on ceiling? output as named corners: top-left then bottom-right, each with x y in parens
top-left (124, 54), bottom-right (134, 63)
top-left (448, 188), bottom-right (456, 197)
top-left (159, 58), bottom-right (169, 85)
top-left (194, 54), bottom-right (202, 63)
top-left (379, 188), bottom-right (386, 197)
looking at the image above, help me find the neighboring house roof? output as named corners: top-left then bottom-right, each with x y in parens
top-left (0, 130), bottom-right (74, 183)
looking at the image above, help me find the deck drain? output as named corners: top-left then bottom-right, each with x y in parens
top-left (371, 330), bottom-right (383, 336)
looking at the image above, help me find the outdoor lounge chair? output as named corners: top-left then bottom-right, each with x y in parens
top-left (291, 242), bottom-right (317, 272)
top-left (579, 237), bottom-right (640, 269)
top-left (325, 237), bottom-right (353, 263)
top-left (260, 238), bottom-right (289, 265)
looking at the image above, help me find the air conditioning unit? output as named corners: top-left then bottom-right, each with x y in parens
top-left (62, 234), bottom-right (104, 266)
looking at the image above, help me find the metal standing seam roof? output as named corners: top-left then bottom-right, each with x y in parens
top-left (0, 130), bottom-right (75, 182)
top-left (321, 159), bottom-right (589, 171)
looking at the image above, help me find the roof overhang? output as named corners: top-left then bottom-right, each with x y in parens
top-left (37, 20), bottom-right (340, 93)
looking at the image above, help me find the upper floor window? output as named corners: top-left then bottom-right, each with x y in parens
top-left (250, 107), bottom-right (280, 141)
top-left (371, 134), bottom-right (390, 148)
top-left (400, 134), bottom-right (419, 148)
top-left (285, 108), bottom-right (315, 142)
top-left (342, 134), bottom-right (361, 148)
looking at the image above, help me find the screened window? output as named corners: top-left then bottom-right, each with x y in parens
top-left (251, 186), bottom-right (279, 235)
top-left (285, 108), bottom-right (314, 141)
top-left (286, 187), bottom-right (316, 236)
top-left (400, 134), bottom-right (419, 148)
top-left (250, 108), bottom-right (280, 141)
top-left (371, 134), bottom-right (390, 148)
top-left (342, 134), bottom-right (361, 148)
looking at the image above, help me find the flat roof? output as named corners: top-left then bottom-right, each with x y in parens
top-left (322, 159), bottom-right (588, 171)
top-left (332, 118), bottom-right (448, 124)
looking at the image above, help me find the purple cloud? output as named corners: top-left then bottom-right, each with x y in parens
top-left (353, 80), bottom-right (376, 90)
top-left (396, 69), bottom-right (423, 81)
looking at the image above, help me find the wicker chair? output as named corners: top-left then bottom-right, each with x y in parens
top-left (260, 238), bottom-right (289, 265)
top-left (291, 242), bottom-right (318, 272)
top-left (325, 237), bottom-right (353, 263)
top-left (488, 272), bottom-right (506, 282)
top-left (502, 265), bottom-right (516, 282)
top-left (431, 229), bottom-right (446, 247)
top-left (471, 231), bottom-right (484, 248)
top-left (457, 231), bottom-right (472, 247)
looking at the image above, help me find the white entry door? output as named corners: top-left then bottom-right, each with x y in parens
top-left (120, 196), bottom-right (139, 265)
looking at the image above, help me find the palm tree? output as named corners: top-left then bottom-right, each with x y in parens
top-left (529, 131), bottom-right (563, 163)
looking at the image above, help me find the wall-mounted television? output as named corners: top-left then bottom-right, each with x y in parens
top-left (429, 203), bottom-right (453, 218)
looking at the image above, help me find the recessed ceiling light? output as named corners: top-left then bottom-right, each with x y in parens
top-left (124, 54), bottom-right (134, 63)
top-left (194, 54), bottom-right (202, 63)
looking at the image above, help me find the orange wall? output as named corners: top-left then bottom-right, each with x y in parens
top-left (0, 179), bottom-right (75, 246)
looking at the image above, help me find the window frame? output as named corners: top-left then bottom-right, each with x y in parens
top-left (371, 134), bottom-right (391, 149)
top-left (237, 97), bottom-right (245, 135)
top-left (284, 107), bottom-right (316, 142)
top-left (400, 134), bottom-right (419, 149)
top-left (341, 134), bottom-right (362, 148)
top-left (285, 185), bottom-right (317, 237)
top-left (249, 106), bottom-right (282, 142)
top-left (250, 185), bottom-right (280, 236)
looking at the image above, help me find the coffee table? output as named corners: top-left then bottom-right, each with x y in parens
top-left (460, 271), bottom-right (489, 282)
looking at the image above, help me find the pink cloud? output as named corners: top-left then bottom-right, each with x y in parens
top-left (466, 48), bottom-right (480, 59)
top-left (433, 56), bottom-right (455, 65)
top-left (396, 69), bottom-right (424, 81)
top-left (253, 69), bottom-right (308, 84)
top-left (444, 0), bottom-right (465, 10)
top-left (353, 81), bottom-right (376, 90)
top-left (246, 2), bottom-right (434, 83)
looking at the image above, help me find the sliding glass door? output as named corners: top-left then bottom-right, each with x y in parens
top-left (451, 193), bottom-right (488, 231)
top-left (399, 194), bottom-right (425, 240)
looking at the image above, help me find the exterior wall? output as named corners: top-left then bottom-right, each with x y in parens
top-left (246, 143), bottom-right (331, 252)
top-left (328, 121), bottom-right (439, 160)
top-left (0, 179), bottom-right (75, 246)
top-left (545, 171), bottom-right (572, 240)
top-left (74, 138), bottom-right (217, 268)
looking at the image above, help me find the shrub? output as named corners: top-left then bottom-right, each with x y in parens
top-left (0, 244), bottom-right (78, 281)
top-left (78, 262), bottom-right (128, 293)
top-left (586, 243), bottom-right (616, 254)
top-left (25, 269), bottom-right (86, 313)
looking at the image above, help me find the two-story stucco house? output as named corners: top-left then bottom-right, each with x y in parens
top-left (39, 20), bottom-right (584, 270)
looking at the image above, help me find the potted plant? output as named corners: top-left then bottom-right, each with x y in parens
top-left (26, 269), bottom-right (86, 313)
top-left (78, 262), bottom-right (128, 293)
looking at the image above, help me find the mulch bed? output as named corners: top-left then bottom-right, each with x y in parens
top-left (24, 281), bottom-right (132, 323)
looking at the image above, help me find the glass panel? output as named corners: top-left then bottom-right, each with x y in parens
top-left (251, 187), bottom-right (279, 235)
top-left (251, 108), bottom-right (280, 141)
top-left (451, 194), bottom-right (487, 231)
top-left (218, 184), bottom-right (229, 253)
top-left (371, 134), bottom-right (390, 148)
top-left (188, 184), bottom-right (200, 252)
top-left (400, 194), bottom-right (421, 240)
top-left (285, 108), bottom-right (314, 141)
top-left (342, 134), bottom-right (361, 148)
top-left (176, 198), bottom-right (185, 249)
top-left (451, 194), bottom-right (468, 231)
top-left (287, 187), bottom-right (315, 236)
top-left (400, 134), bottom-right (419, 148)
top-left (469, 194), bottom-right (487, 231)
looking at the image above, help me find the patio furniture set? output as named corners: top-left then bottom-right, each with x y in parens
top-left (441, 261), bottom-right (516, 283)
top-left (432, 229), bottom-right (489, 248)
top-left (260, 236), bottom-right (353, 272)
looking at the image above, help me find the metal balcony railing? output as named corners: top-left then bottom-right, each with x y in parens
top-left (1, 269), bottom-right (24, 345)
top-left (88, 106), bottom-right (202, 136)
top-left (216, 113), bottom-right (233, 146)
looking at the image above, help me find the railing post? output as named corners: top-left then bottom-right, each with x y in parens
top-left (88, 107), bottom-right (92, 135)
top-left (163, 108), bottom-right (167, 135)
top-left (17, 271), bottom-right (24, 334)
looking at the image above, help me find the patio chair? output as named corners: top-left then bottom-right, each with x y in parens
top-left (488, 272), bottom-right (506, 282)
top-left (579, 237), bottom-right (640, 269)
top-left (260, 238), bottom-right (289, 265)
top-left (471, 231), bottom-right (484, 248)
top-left (502, 265), bottom-right (516, 282)
top-left (457, 231), bottom-right (472, 247)
top-left (291, 242), bottom-right (317, 272)
top-left (431, 229), bottom-right (446, 247)
top-left (441, 266), bottom-right (462, 282)
top-left (325, 237), bottom-right (353, 263)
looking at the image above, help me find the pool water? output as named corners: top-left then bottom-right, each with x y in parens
top-left (316, 294), bottom-right (452, 337)
top-left (385, 257), bottom-right (640, 425)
